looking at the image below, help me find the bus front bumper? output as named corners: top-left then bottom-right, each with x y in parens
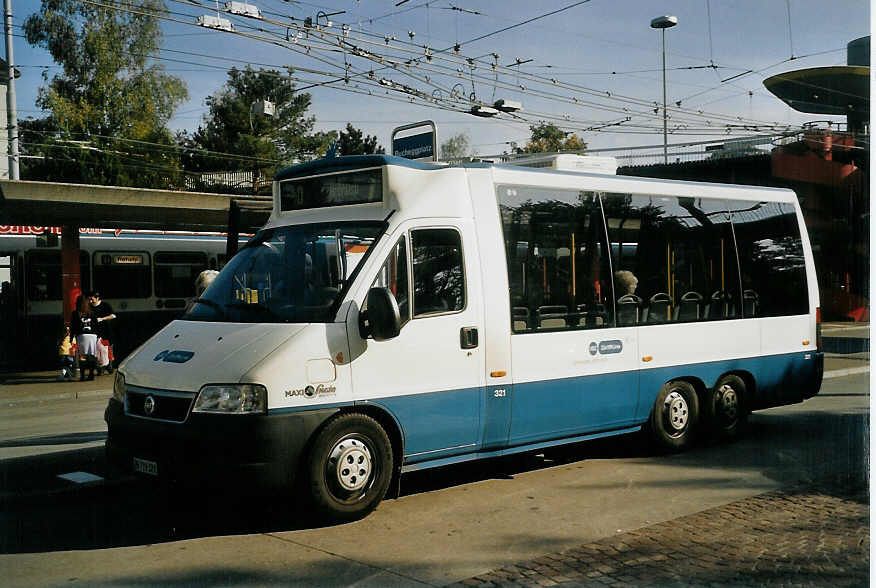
top-left (104, 399), bottom-right (338, 489)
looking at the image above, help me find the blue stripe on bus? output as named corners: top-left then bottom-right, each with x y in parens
top-left (267, 350), bottom-right (818, 468)
top-left (360, 387), bottom-right (482, 461)
top-left (400, 425), bottom-right (643, 473)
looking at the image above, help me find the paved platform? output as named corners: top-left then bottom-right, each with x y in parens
top-left (451, 479), bottom-right (869, 587)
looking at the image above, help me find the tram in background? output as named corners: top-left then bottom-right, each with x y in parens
top-left (0, 226), bottom-right (246, 370)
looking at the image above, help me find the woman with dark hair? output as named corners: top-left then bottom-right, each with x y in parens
top-left (71, 294), bottom-right (97, 381)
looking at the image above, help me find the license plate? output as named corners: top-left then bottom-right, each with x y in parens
top-left (133, 457), bottom-right (158, 476)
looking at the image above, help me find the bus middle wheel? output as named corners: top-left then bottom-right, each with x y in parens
top-left (649, 380), bottom-right (699, 452)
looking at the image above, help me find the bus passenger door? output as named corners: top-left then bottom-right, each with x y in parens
top-left (351, 220), bottom-right (485, 465)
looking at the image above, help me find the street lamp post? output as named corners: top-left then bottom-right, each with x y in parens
top-left (651, 15), bottom-right (677, 165)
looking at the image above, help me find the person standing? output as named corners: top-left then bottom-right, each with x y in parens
top-left (89, 291), bottom-right (116, 374)
top-left (71, 295), bottom-right (97, 381)
top-left (57, 325), bottom-right (76, 381)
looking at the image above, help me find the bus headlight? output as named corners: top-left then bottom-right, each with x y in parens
top-left (193, 384), bottom-right (267, 414)
top-left (112, 372), bottom-right (126, 403)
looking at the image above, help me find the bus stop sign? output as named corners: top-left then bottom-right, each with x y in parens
top-left (391, 121), bottom-right (437, 162)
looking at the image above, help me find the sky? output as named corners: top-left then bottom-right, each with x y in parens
top-left (9, 0), bottom-right (872, 160)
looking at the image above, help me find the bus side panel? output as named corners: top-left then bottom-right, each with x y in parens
top-left (637, 320), bottom-right (759, 419)
top-left (509, 330), bottom-right (640, 445)
top-left (638, 316), bottom-right (818, 412)
top-left (638, 350), bottom-right (819, 415)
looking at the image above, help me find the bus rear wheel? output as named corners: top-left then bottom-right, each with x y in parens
top-left (649, 380), bottom-right (699, 452)
top-left (705, 374), bottom-right (747, 440)
top-left (307, 413), bottom-right (393, 522)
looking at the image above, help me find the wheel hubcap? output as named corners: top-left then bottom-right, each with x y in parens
top-left (664, 390), bottom-right (689, 432)
top-left (717, 384), bottom-right (738, 422)
top-left (329, 437), bottom-right (372, 492)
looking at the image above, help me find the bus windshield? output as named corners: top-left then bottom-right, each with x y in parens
top-left (184, 222), bottom-right (384, 323)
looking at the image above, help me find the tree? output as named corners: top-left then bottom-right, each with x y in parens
top-left (186, 66), bottom-right (334, 174)
top-left (337, 123), bottom-right (385, 155)
top-left (23, 0), bottom-right (188, 187)
top-left (523, 123), bottom-right (588, 153)
top-left (440, 133), bottom-right (470, 160)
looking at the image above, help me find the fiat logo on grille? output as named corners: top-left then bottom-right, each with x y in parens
top-left (143, 395), bottom-right (157, 416)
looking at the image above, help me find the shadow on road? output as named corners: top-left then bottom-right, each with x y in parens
top-left (0, 373), bottom-right (61, 385)
top-left (823, 336), bottom-right (870, 354)
top-left (0, 401), bottom-right (868, 555)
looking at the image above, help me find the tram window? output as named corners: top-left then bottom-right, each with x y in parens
top-left (25, 250), bottom-right (90, 301)
top-left (498, 186), bottom-right (613, 332)
top-left (602, 194), bottom-right (741, 324)
top-left (93, 251), bottom-right (151, 299)
top-left (155, 252), bottom-right (208, 298)
top-left (729, 201), bottom-right (808, 317)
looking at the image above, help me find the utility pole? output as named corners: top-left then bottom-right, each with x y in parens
top-left (3, 0), bottom-right (18, 179)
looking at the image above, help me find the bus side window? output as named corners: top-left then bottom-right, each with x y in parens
top-left (729, 201), bottom-right (808, 317)
top-left (602, 194), bottom-right (741, 324)
top-left (368, 236), bottom-right (410, 327)
top-left (498, 186), bottom-right (613, 332)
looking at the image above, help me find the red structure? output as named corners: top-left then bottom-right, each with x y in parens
top-left (763, 36), bottom-right (869, 321)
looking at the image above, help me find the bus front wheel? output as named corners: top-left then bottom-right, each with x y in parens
top-left (649, 380), bottom-right (699, 452)
top-left (307, 413), bottom-right (393, 522)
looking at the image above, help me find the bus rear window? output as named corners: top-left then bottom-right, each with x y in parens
top-left (279, 168), bottom-right (382, 211)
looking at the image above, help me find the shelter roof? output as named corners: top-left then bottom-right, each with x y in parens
top-left (0, 180), bottom-right (271, 232)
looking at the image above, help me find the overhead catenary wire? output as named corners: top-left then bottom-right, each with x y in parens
top-left (32, 0), bottom-right (849, 146)
top-left (133, 0), bottom-right (838, 131)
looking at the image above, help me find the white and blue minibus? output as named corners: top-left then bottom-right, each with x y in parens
top-left (106, 154), bottom-right (824, 521)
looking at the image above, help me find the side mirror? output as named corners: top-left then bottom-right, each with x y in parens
top-left (363, 287), bottom-right (401, 341)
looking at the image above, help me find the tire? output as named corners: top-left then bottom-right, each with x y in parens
top-left (649, 380), bottom-right (699, 452)
top-left (307, 413), bottom-right (393, 522)
top-left (705, 374), bottom-right (747, 440)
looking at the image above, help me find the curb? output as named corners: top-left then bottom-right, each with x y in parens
top-left (822, 366), bottom-right (870, 380)
top-left (2, 388), bottom-right (111, 407)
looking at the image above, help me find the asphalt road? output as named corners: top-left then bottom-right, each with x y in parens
top-left (0, 372), bottom-right (868, 587)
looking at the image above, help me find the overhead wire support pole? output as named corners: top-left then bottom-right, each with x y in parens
top-left (3, 0), bottom-right (18, 180)
top-left (651, 15), bottom-right (677, 165)
top-left (662, 28), bottom-right (668, 164)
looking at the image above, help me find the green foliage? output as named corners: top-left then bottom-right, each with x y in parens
top-left (440, 133), bottom-right (470, 159)
top-left (337, 123), bottom-right (385, 155)
top-left (524, 123), bottom-right (587, 153)
top-left (23, 0), bottom-right (188, 187)
top-left (185, 66), bottom-right (331, 174)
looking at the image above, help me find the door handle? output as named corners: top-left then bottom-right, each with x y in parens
top-left (460, 327), bottom-right (478, 349)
